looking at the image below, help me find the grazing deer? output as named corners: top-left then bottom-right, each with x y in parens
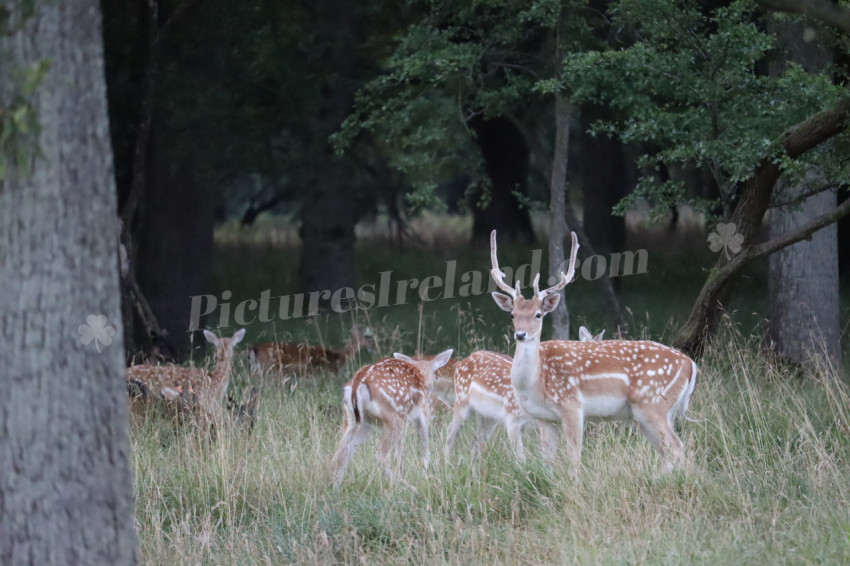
top-left (249, 325), bottom-right (374, 380)
top-left (127, 328), bottom-right (246, 430)
top-left (490, 230), bottom-right (697, 471)
top-left (443, 328), bottom-right (604, 463)
top-left (414, 354), bottom-right (459, 411)
top-left (330, 349), bottom-right (453, 488)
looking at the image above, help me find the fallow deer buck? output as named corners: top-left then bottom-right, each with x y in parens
top-left (127, 328), bottom-right (246, 430)
top-left (443, 329), bottom-right (604, 463)
top-left (249, 324), bottom-right (374, 380)
top-left (490, 230), bottom-right (698, 471)
top-left (330, 349), bottom-right (453, 488)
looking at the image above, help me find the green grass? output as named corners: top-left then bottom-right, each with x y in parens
top-left (132, 222), bottom-right (850, 564)
top-left (132, 330), bottom-right (850, 564)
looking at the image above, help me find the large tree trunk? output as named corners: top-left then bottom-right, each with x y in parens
top-left (548, 92), bottom-right (572, 340)
top-left (0, 1), bottom-right (138, 563)
top-left (769, 187), bottom-right (839, 363)
top-left (297, 0), bottom-right (360, 296)
top-left (767, 21), bottom-right (840, 365)
top-left (839, 187), bottom-right (850, 278)
top-left (298, 164), bottom-right (359, 294)
top-left (135, 127), bottom-right (214, 357)
top-left (468, 116), bottom-right (536, 245)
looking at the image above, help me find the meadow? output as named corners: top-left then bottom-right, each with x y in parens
top-left (132, 215), bottom-right (850, 564)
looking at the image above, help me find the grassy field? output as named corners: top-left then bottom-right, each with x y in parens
top-left (132, 217), bottom-right (850, 564)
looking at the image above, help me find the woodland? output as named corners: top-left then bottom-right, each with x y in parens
top-left (1, 0), bottom-right (850, 564)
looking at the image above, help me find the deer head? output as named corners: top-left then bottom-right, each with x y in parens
top-left (489, 230), bottom-right (580, 342)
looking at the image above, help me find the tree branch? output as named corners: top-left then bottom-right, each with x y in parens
top-left (758, 0), bottom-right (850, 33)
top-left (769, 182), bottom-right (840, 209)
top-left (724, 193), bottom-right (850, 279)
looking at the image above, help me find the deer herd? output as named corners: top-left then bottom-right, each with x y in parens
top-left (126, 230), bottom-right (698, 487)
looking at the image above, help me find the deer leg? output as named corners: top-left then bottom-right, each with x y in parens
top-left (504, 414), bottom-right (527, 463)
top-left (472, 417), bottom-right (498, 462)
top-left (632, 407), bottom-right (684, 472)
top-left (558, 405), bottom-right (584, 470)
top-left (444, 400), bottom-right (471, 461)
top-left (537, 421), bottom-right (560, 465)
top-left (331, 422), bottom-right (370, 488)
top-left (412, 410), bottom-right (430, 471)
top-left (379, 417), bottom-right (405, 483)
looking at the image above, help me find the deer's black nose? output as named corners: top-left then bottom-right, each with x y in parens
top-left (515, 331), bottom-right (527, 342)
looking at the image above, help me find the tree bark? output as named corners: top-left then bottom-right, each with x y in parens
top-left (548, 92), bottom-right (572, 340)
top-left (0, 1), bottom-right (138, 564)
top-left (769, 186), bottom-right (840, 363)
top-left (674, 97), bottom-right (850, 357)
top-left (468, 116), bottom-right (536, 245)
top-left (296, 0), bottom-right (361, 296)
top-left (136, 127), bottom-right (214, 356)
top-left (767, 21), bottom-right (840, 365)
top-left (579, 104), bottom-right (628, 254)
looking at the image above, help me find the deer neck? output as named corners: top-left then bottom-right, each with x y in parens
top-left (210, 352), bottom-right (233, 400)
top-left (511, 338), bottom-right (542, 391)
top-left (511, 338), bottom-right (557, 420)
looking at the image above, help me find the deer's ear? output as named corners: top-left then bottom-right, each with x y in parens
top-left (541, 292), bottom-right (561, 313)
top-left (431, 349), bottom-right (453, 370)
top-left (203, 330), bottom-right (219, 345)
top-left (393, 352), bottom-right (415, 364)
top-left (578, 326), bottom-right (591, 341)
top-left (491, 292), bottom-right (514, 313)
top-left (232, 328), bottom-right (246, 344)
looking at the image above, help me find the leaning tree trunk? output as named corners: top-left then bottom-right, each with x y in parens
top-left (767, 21), bottom-right (840, 365)
top-left (468, 116), bottom-right (536, 245)
top-left (0, 1), bottom-right (138, 564)
top-left (674, 98), bottom-right (850, 358)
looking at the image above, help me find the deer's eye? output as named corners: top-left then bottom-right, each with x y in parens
top-left (510, 313), bottom-right (515, 319)
top-left (535, 312), bottom-right (543, 319)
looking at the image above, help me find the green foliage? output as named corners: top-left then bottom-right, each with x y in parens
top-left (0, 56), bottom-right (48, 183)
top-left (335, 0), bottom-right (594, 213)
top-left (564, 0), bottom-right (849, 221)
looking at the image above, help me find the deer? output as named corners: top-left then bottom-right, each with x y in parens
top-left (413, 354), bottom-right (459, 412)
top-left (490, 230), bottom-right (698, 472)
top-left (126, 328), bottom-right (246, 430)
top-left (330, 348), bottom-right (453, 488)
top-left (578, 326), bottom-right (604, 342)
top-left (249, 324), bottom-right (374, 380)
top-left (443, 329), bottom-right (605, 463)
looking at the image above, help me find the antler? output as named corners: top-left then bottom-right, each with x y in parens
top-left (537, 231), bottom-right (580, 298)
top-left (490, 230), bottom-right (519, 299)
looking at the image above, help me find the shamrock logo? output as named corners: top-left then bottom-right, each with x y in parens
top-left (707, 222), bottom-right (744, 259)
top-left (78, 314), bottom-right (116, 353)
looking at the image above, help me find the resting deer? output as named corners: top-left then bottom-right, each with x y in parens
top-left (249, 324), bottom-right (374, 380)
top-left (330, 349), bottom-right (453, 488)
top-left (443, 330), bottom-right (604, 463)
top-left (490, 230), bottom-right (697, 471)
top-left (127, 328), bottom-right (246, 430)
